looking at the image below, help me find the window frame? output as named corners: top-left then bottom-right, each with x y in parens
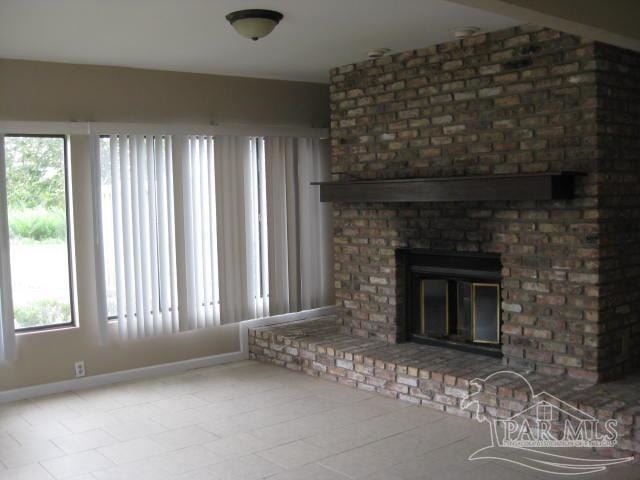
top-left (5, 133), bottom-right (77, 333)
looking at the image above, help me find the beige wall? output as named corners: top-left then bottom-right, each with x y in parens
top-left (0, 59), bottom-right (328, 126)
top-left (0, 60), bottom-right (328, 391)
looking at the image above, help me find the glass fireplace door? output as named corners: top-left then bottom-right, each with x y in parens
top-left (417, 278), bottom-right (500, 348)
top-left (419, 279), bottom-right (448, 337)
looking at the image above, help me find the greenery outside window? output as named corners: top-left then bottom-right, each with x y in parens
top-left (4, 135), bottom-right (76, 331)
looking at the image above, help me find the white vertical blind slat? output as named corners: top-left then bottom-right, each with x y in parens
top-left (257, 139), bottom-right (270, 317)
top-left (166, 137), bottom-right (179, 332)
top-left (90, 135), bottom-right (109, 345)
top-left (207, 137), bottom-right (220, 322)
top-left (199, 137), bottom-right (213, 325)
top-left (145, 138), bottom-right (161, 335)
top-left (111, 136), bottom-right (127, 338)
top-left (129, 137), bottom-right (141, 336)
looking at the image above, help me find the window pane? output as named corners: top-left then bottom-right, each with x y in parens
top-left (5, 136), bottom-right (73, 330)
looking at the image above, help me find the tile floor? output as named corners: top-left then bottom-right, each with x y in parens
top-left (0, 360), bottom-right (637, 479)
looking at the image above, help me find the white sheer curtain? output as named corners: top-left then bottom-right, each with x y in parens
top-left (214, 136), bottom-right (267, 324)
top-left (93, 134), bottom-right (179, 341)
top-left (0, 135), bottom-right (16, 362)
top-left (264, 137), bottom-right (332, 315)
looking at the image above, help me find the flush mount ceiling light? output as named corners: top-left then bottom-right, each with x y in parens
top-left (225, 9), bottom-right (284, 41)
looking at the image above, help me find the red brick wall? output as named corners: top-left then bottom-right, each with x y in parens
top-left (329, 25), bottom-right (639, 382)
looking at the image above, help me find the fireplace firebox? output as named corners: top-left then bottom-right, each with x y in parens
top-left (398, 249), bottom-right (502, 358)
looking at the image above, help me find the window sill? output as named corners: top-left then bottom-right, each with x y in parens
top-left (15, 323), bottom-right (78, 336)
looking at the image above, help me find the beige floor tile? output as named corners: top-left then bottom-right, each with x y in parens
top-left (319, 445), bottom-right (402, 478)
top-left (107, 403), bottom-right (165, 422)
top-left (361, 431), bottom-right (438, 463)
top-left (320, 397), bottom-right (405, 424)
top-left (0, 432), bottom-right (19, 450)
top-left (7, 421), bottom-right (71, 444)
top-left (150, 394), bottom-right (211, 413)
top-left (257, 440), bottom-right (331, 469)
top-left (51, 428), bottom-right (116, 454)
top-left (301, 382), bottom-right (374, 404)
top-left (149, 408), bottom-right (209, 430)
top-left (41, 450), bottom-right (113, 478)
top-left (307, 411), bottom-right (424, 454)
top-left (404, 416), bottom-right (478, 450)
top-left (101, 417), bottom-right (166, 441)
top-left (150, 425), bottom-right (219, 450)
top-left (205, 453), bottom-right (284, 480)
top-left (97, 437), bottom-right (170, 464)
top-left (268, 462), bottom-right (350, 480)
top-left (0, 464), bottom-right (55, 480)
top-left (174, 469), bottom-right (220, 480)
top-left (0, 414), bottom-right (31, 432)
top-left (144, 445), bottom-right (224, 475)
top-left (0, 439), bottom-right (64, 468)
top-left (90, 458), bottom-right (169, 480)
top-left (203, 432), bottom-right (275, 459)
top-left (58, 413), bottom-right (112, 434)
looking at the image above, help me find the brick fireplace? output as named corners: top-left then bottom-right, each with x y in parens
top-left (329, 25), bottom-right (640, 383)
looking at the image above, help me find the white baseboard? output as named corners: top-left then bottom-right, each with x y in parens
top-left (0, 305), bottom-right (335, 404)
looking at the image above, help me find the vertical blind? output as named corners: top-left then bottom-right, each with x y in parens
top-left (93, 135), bottom-right (179, 341)
top-left (180, 136), bottom-right (220, 329)
top-left (91, 134), bottom-right (331, 342)
top-left (214, 136), bottom-right (268, 324)
top-left (264, 137), bottom-right (332, 315)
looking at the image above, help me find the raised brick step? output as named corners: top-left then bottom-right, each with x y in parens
top-left (249, 316), bottom-right (640, 460)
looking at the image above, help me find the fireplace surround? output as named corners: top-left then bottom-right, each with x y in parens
top-left (398, 249), bottom-right (502, 357)
top-left (329, 25), bottom-right (640, 382)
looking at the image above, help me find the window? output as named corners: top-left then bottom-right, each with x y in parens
top-left (4, 135), bottom-right (75, 331)
top-left (99, 135), bottom-right (177, 330)
top-left (92, 133), bottom-right (327, 339)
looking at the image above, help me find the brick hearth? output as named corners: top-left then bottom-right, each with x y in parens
top-left (249, 316), bottom-right (640, 460)
top-left (329, 25), bottom-right (640, 381)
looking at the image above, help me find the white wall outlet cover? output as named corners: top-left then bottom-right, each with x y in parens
top-left (74, 361), bottom-right (85, 378)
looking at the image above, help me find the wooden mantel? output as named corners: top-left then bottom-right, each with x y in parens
top-left (312, 172), bottom-right (578, 203)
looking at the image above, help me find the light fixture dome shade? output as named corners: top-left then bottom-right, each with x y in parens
top-left (226, 9), bottom-right (283, 41)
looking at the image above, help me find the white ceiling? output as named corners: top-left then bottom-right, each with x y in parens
top-left (0, 0), bottom-right (520, 83)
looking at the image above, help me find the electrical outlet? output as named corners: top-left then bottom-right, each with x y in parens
top-left (74, 361), bottom-right (85, 378)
